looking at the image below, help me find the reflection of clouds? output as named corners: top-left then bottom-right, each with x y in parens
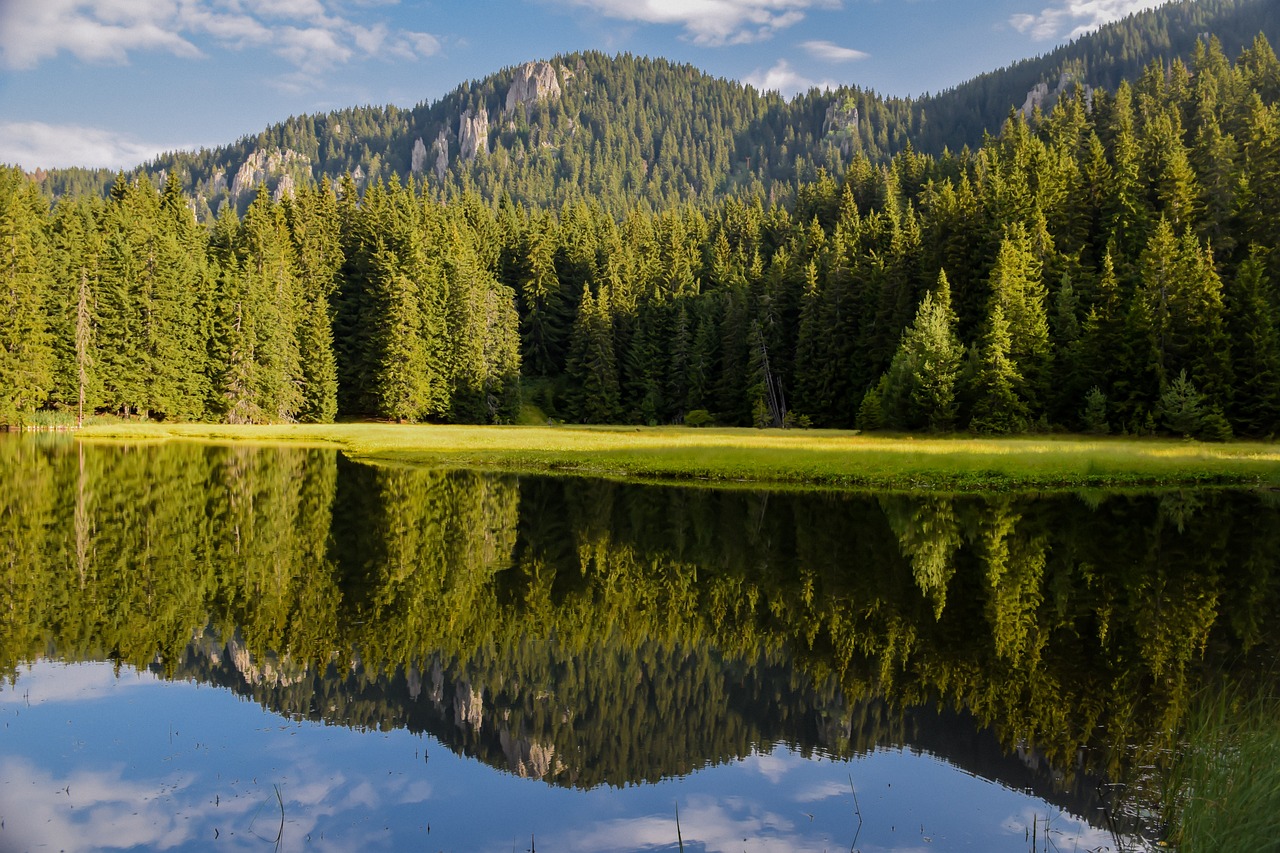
top-left (397, 779), bottom-right (432, 804)
top-left (0, 757), bottom-right (195, 851)
top-left (547, 795), bottom-right (833, 853)
top-left (742, 746), bottom-right (801, 784)
top-left (793, 779), bottom-right (849, 803)
top-left (1000, 806), bottom-right (1128, 849)
top-left (0, 755), bottom-right (414, 853)
top-left (2, 661), bottom-right (158, 705)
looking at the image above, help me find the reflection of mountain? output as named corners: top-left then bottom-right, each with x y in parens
top-left (171, 628), bottom-right (855, 788)
top-left (165, 625), bottom-right (1127, 832)
top-left (4, 436), bottom-right (1280, 837)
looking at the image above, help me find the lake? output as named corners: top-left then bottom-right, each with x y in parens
top-left (2, 435), bottom-right (1276, 852)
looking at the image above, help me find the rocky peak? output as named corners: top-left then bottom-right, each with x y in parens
top-left (823, 99), bottom-right (859, 136)
top-left (272, 173), bottom-right (295, 202)
top-left (431, 130), bottom-right (449, 181)
top-left (410, 137), bottom-right (429, 175)
top-left (1020, 71), bottom-right (1093, 117)
top-left (505, 60), bottom-right (562, 118)
top-left (229, 148), bottom-right (310, 199)
top-left (459, 108), bottom-right (489, 162)
top-left (823, 98), bottom-right (860, 156)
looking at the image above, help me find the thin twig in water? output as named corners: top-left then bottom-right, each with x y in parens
top-left (676, 801), bottom-right (685, 852)
top-left (850, 774), bottom-right (863, 852)
top-left (274, 784), bottom-right (285, 852)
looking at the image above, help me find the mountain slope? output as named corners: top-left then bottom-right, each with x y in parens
top-left (35, 0), bottom-right (1280, 216)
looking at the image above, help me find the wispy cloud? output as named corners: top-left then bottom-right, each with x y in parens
top-left (555, 0), bottom-right (838, 46)
top-left (1009, 0), bottom-right (1164, 41)
top-left (0, 0), bottom-right (201, 69)
top-left (0, 0), bottom-right (441, 74)
top-left (801, 39), bottom-right (868, 62)
top-left (550, 795), bottom-right (834, 853)
top-left (0, 121), bottom-right (201, 170)
top-left (743, 59), bottom-right (838, 96)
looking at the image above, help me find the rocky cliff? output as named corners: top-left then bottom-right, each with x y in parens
top-left (505, 60), bottom-right (562, 119)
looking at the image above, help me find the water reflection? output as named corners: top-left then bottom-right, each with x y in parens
top-left (2, 435), bottom-right (1277, 848)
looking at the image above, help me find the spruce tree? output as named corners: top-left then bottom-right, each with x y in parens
top-left (285, 180), bottom-right (342, 423)
top-left (0, 167), bottom-right (54, 423)
top-left (565, 285), bottom-right (621, 423)
top-left (881, 270), bottom-right (962, 431)
top-left (984, 224), bottom-right (1052, 418)
top-left (970, 304), bottom-right (1028, 434)
top-left (1225, 249), bottom-right (1280, 436)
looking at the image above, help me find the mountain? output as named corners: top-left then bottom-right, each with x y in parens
top-left (34, 0), bottom-right (1280, 216)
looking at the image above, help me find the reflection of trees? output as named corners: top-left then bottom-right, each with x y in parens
top-left (2, 436), bottom-right (1279, 803)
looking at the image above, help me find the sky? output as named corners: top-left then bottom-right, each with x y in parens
top-left (0, 0), bottom-right (1170, 171)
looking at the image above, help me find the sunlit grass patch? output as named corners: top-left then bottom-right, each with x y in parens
top-left (70, 422), bottom-right (1280, 491)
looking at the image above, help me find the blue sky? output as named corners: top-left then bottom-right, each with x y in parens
top-left (0, 0), bottom-right (1167, 171)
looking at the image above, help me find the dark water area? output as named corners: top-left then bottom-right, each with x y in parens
top-left (2, 435), bottom-right (1278, 851)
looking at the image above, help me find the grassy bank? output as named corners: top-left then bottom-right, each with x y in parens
top-left (1162, 681), bottom-right (1280, 852)
top-left (67, 421), bottom-right (1280, 490)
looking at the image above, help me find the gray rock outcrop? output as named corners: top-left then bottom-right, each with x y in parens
top-left (432, 130), bottom-right (449, 181)
top-left (823, 99), bottom-right (860, 155)
top-left (505, 60), bottom-right (561, 118)
top-left (410, 137), bottom-right (428, 174)
top-left (1020, 72), bottom-right (1093, 117)
top-left (459, 108), bottom-right (489, 162)
top-left (229, 148), bottom-right (309, 200)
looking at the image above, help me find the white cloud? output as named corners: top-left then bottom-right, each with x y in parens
top-left (0, 121), bottom-right (200, 170)
top-left (1000, 806), bottom-right (1132, 849)
top-left (1009, 0), bottom-right (1164, 42)
top-left (547, 795), bottom-right (836, 853)
top-left (0, 0), bottom-right (201, 69)
top-left (9, 661), bottom-right (159, 704)
top-left (801, 39), bottom-right (868, 62)
top-left (793, 779), bottom-right (852, 803)
top-left (743, 59), bottom-right (838, 96)
top-left (0, 757), bottom-right (197, 852)
top-left (275, 25), bottom-right (354, 72)
top-left (557, 0), bottom-right (838, 46)
top-left (347, 22), bottom-right (441, 60)
top-left (0, 0), bottom-right (441, 76)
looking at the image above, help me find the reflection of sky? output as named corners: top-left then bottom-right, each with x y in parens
top-left (0, 662), bottom-right (1147, 852)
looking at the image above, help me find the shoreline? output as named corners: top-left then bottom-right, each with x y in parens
top-left (46, 421), bottom-right (1280, 492)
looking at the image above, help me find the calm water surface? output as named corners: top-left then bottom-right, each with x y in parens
top-left (2, 435), bottom-right (1277, 852)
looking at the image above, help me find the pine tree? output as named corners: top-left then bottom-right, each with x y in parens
top-left (1225, 249), bottom-right (1280, 436)
top-left (237, 190), bottom-right (304, 422)
top-left (285, 180), bottom-right (342, 423)
top-left (970, 304), bottom-right (1028, 434)
top-left (984, 224), bottom-right (1052, 417)
top-left (565, 285), bottom-right (621, 423)
top-left (156, 172), bottom-right (211, 420)
top-left (47, 197), bottom-right (102, 421)
top-left (519, 214), bottom-right (565, 377)
top-left (1137, 219), bottom-right (1232, 405)
top-left (0, 167), bottom-right (54, 423)
top-left (881, 270), bottom-right (962, 431)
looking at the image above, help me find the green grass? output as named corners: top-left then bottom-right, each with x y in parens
top-left (68, 421), bottom-right (1280, 491)
top-left (1163, 682), bottom-right (1280, 852)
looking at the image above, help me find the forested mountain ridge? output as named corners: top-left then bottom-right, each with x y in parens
top-left (4, 7), bottom-right (1280, 438)
top-left (33, 0), bottom-right (1280, 215)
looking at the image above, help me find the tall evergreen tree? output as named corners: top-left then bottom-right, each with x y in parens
top-left (0, 168), bottom-right (54, 423)
top-left (565, 284), bottom-right (621, 423)
top-left (285, 179), bottom-right (342, 423)
top-left (984, 224), bottom-right (1052, 418)
top-left (881, 270), bottom-right (963, 431)
top-left (970, 304), bottom-right (1028, 434)
top-left (1225, 248), bottom-right (1280, 435)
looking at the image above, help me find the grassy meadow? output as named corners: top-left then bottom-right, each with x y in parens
top-left (67, 421), bottom-right (1280, 490)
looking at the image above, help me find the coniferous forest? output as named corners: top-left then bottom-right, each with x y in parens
top-left (4, 33), bottom-right (1280, 437)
